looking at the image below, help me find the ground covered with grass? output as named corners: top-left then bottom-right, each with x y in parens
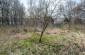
top-left (0, 27), bottom-right (85, 55)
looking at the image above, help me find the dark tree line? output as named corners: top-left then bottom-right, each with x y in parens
top-left (0, 0), bottom-right (25, 26)
top-left (58, 0), bottom-right (85, 25)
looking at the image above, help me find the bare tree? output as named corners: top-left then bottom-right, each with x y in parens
top-left (9, 0), bottom-right (25, 26)
top-left (58, 0), bottom-right (77, 29)
top-left (0, 0), bottom-right (10, 25)
top-left (40, 0), bottom-right (63, 42)
top-left (27, 0), bottom-right (62, 42)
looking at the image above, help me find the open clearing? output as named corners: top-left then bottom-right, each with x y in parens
top-left (0, 27), bottom-right (85, 55)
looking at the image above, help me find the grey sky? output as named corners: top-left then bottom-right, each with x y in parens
top-left (20, 0), bottom-right (81, 9)
top-left (20, 0), bottom-right (28, 9)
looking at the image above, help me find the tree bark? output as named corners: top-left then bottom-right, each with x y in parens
top-left (39, 22), bottom-right (48, 42)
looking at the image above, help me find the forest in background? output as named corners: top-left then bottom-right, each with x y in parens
top-left (0, 0), bottom-right (85, 55)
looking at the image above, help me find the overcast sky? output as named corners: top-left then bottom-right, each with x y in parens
top-left (20, 0), bottom-right (81, 9)
top-left (20, 0), bottom-right (28, 9)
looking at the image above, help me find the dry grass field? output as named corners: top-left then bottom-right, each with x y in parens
top-left (0, 26), bottom-right (85, 55)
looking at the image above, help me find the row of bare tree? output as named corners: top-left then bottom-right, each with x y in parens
top-left (58, 0), bottom-right (85, 24)
top-left (27, 0), bottom-right (85, 42)
top-left (0, 0), bottom-right (25, 26)
top-left (27, 0), bottom-right (85, 28)
top-left (0, 0), bottom-right (85, 27)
